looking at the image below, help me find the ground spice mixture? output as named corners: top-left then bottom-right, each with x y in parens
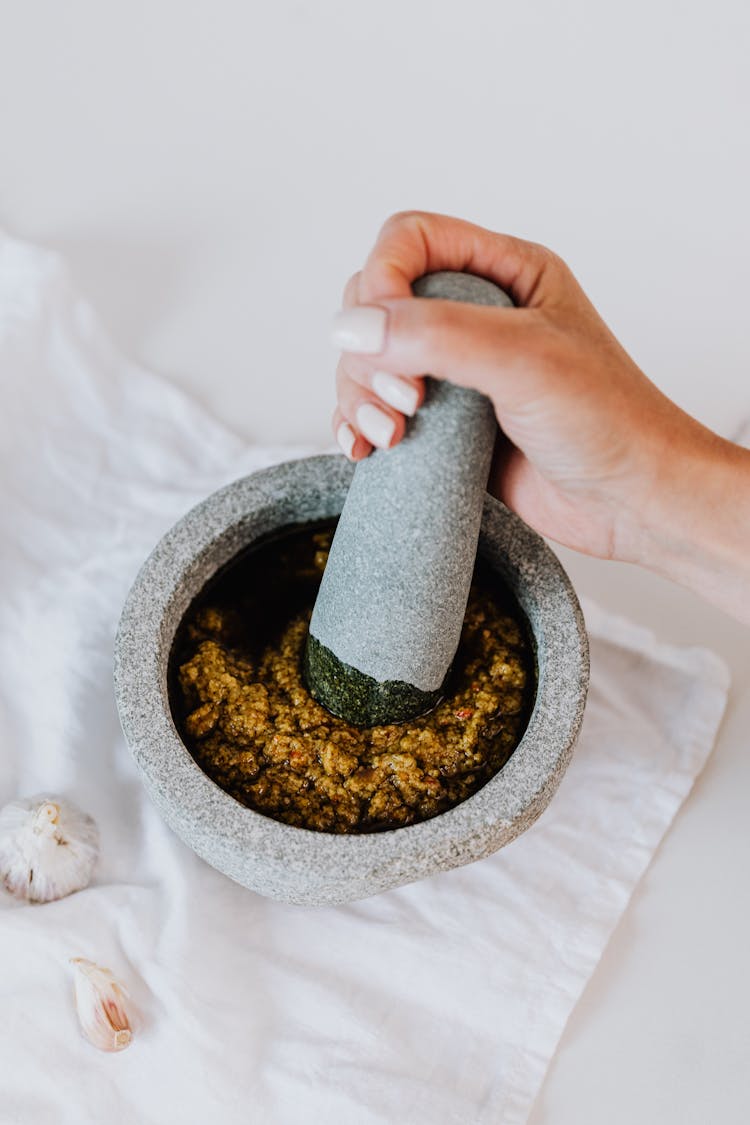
top-left (169, 521), bottom-right (535, 834)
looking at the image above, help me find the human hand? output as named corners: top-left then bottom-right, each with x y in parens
top-left (329, 211), bottom-right (750, 623)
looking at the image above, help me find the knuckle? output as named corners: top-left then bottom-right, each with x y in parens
top-left (418, 304), bottom-right (452, 358)
top-left (529, 240), bottom-right (567, 274)
top-left (381, 209), bottom-right (429, 233)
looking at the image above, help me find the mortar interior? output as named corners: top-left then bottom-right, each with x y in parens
top-left (166, 516), bottom-right (538, 835)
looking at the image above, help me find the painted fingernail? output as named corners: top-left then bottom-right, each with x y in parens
top-left (331, 306), bottom-right (388, 353)
top-left (355, 402), bottom-right (396, 448)
top-left (371, 371), bottom-right (419, 416)
top-left (336, 421), bottom-right (356, 459)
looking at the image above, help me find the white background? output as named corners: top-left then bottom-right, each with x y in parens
top-left (1, 2), bottom-right (748, 1121)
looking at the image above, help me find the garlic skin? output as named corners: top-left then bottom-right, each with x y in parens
top-left (0, 794), bottom-right (99, 902)
top-left (70, 958), bottom-right (133, 1052)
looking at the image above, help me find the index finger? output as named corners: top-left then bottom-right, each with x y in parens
top-left (357, 210), bottom-right (556, 309)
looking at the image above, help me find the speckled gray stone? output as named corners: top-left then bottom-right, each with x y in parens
top-left (113, 454), bottom-right (589, 906)
top-left (306, 271), bottom-right (513, 725)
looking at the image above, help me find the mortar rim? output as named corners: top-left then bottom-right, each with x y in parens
top-left (113, 453), bottom-right (589, 896)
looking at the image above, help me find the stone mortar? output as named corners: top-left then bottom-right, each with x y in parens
top-left (113, 454), bottom-right (590, 906)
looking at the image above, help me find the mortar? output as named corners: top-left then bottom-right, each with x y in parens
top-left (113, 454), bottom-right (589, 906)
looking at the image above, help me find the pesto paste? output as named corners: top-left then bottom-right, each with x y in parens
top-left (170, 522), bottom-right (534, 834)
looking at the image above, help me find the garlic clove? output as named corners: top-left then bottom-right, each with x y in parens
top-left (70, 958), bottom-right (134, 1052)
top-left (0, 794), bottom-right (99, 902)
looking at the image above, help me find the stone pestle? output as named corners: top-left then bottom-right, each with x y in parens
top-left (303, 270), bottom-right (514, 727)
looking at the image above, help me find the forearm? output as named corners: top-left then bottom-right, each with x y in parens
top-left (635, 426), bottom-right (750, 623)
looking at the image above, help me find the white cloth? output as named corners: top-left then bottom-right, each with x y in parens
top-left (0, 231), bottom-right (731, 1125)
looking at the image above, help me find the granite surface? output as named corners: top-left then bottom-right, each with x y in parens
top-left (113, 454), bottom-right (589, 906)
top-left (306, 271), bottom-right (514, 726)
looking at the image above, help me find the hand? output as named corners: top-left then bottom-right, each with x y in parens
top-left (330, 210), bottom-right (750, 621)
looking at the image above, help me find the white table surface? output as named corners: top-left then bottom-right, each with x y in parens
top-left (2, 2), bottom-right (748, 1121)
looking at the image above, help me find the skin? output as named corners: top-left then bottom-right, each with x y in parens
top-left (332, 210), bottom-right (750, 624)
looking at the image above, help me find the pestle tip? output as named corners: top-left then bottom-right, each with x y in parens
top-left (303, 633), bottom-right (445, 727)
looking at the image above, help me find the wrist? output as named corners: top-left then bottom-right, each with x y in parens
top-left (633, 424), bottom-right (750, 622)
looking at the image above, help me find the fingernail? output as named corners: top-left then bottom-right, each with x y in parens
top-left (336, 421), bottom-right (356, 459)
top-left (331, 306), bottom-right (388, 353)
top-left (355, 402), bottom-right (396, 448)
top-left (371, 371), bottom-right (419, 416)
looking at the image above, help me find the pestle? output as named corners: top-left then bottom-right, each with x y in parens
top-left (303, 270), bottom-right (514, 727)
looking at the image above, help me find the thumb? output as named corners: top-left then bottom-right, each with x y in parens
top-left (331, 295), bottom-right (544, 403)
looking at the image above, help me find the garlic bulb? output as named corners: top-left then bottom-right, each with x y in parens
top-left (0, 794), bottom-right (99, 902)
top-left (70, 958), bottom-right (133, 1052)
